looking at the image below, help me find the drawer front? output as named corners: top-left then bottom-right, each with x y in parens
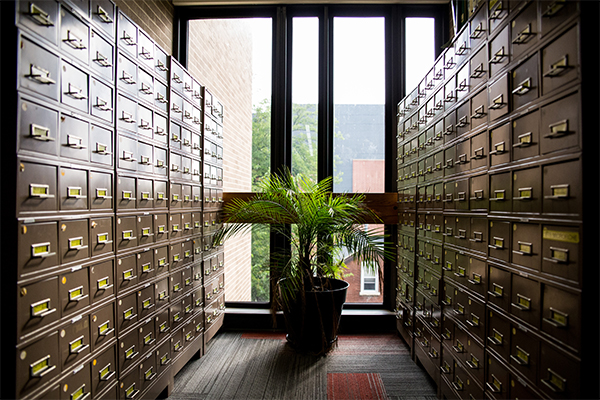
top-left (19, 36), bottom-right (60, 101)
top-left (18, 276), bottom-right (59, 337)
top-left (155, 44), bottom-right (169, 80)
top-left (59, 315), bottom-right (91, 370)
top-left (60, 219), bottom-right (90, 264)
top-left (59, 166), bottom-right (88, 211)
top-left (117, 52), bottom-right (138, 97)
top-left (89, 259), bottom-right (114, 304)
top-left (489, 25), bottom-right (509, 77)
top-left (489, 220), bottom-right (511, 262)
top-left (512, 166), bottom-right (541, 213)
top-left (90, 29), bottom-right (114, 82)
top-left (541, 285), bottom-right (580, 352)
top-left (91, 301), bottom-right (116, 351)
top-left (156, 308), bottom-right (170, 343)
top-left (16, 332), bottom-right (60, 397)
top-left (542, 224), bottom-right (581, 283)
top-left (154, 213), bottom-right (169, 242)
top-left (489, 122), bottom-right (510, 166)
top-left (487, 308), bottom-right (510, 362)
top-left (455, 63), bottom-right (469, 103)
top-left (490, 172), bottom-right (511, 212)
top-left (470, 89), bottom-right (487, 130)
top-left (543, 159), bottom-right (581, 216)
top-left (137, 284), bottom-right (155, 321)
top-left (118, 327), bottom-right (140, 373)
top-left (510, 274), bottom-right (541, 328)
top-left (512, 110), bottom-right (540, 161)
top-left (155, 276), bottom-right (170, 308)
top-left (59, 266), bottom-right (90, 317)
top-left (488, 73), bottom-right (509, 121)
top-left (540, 0), bottom-right (578, 36)
top-left (138, 247), bottom-right (155, 282)
top-left (469, 218), bottom-right (488, 256)
top-left (61, 60), bottom-right (89, 114)
top-left (170, 152), bottom-right (182, 180)
top-left (137, 30), bottom-right (155, 71)
top-left (171, 121), bottom-right (182, 150)
top-left (469, 45), bottom-right (487, 89)
top-left (18, 161), bottom-right (58, 214)
top-left (469, 173), bottom-right (488, 211)
top-left (117, 215), bottom-right (138, 251)
top-left (17, 1), bottom-right (59, 44)
top-left (510, 323), bottom-right (540, 383)
top-left (470, 130), bottom-right (487, 170)
top-left (155, 80), bottom-right (169, 113)
top-left (18, 221), bottom-right (59, 276)
top-left (59, 7), bottom-right (89, 65)
top-left (91, 0), bottom-right (116, 39)
top-left (60, 114), bottom-right (90, 162)
top-left (539, 341), bottom-right (580, 399)
top-left (118, 11), bottom-right (138, 56)
top-left (154, 146), bottom-right (168, 177)
top-left (90, 124), bottom-right (114, 166)
top-left (117, 176), bottom-right (136, 210)
top-left (510, 1), bottom-right (538, 59)
top-left (118, 135), bottom-right (137, 171)
top-left (541, 92), bottom-right (580, 157)
top-left (511, 54), bottom-right (539, 111)
top-left (18, 97), bottom-right (59, 156)
top-left (137, 178), bottom-right (154, 210)
top-left (488, 264), bottom-right (511, 312)
top-left (171, 91), bottom-right (185, 123)
top-left (486, 352), bottom-right (510, 398)
top-left (117, 93), bottom-right (138, 133)
top-left (138, 103), bottom-right (154, 139)
top-left (91, 344), bottom-right (117, 397)
top-left (512, 222), bottom-right (541, 271)
top-left (117, 254), bottom-right (138, 292)
top-left (117, 291), bottom-right (138, 332)
top-left (541, 25), bottom-right (579, 96)
top-left (455, 101), bottom-right (470, 138)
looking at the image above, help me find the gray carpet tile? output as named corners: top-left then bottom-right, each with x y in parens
top-left (168, 332), bottom-right (438, 400)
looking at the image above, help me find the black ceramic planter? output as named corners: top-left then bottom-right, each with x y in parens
top-left (279, 277), bottom-right (349, 355)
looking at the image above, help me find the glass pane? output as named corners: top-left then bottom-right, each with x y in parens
top-left (333, 17), bottom-right (385, 304)
top-left (291, 17), bottom-right (319, 182)
top-left (188, 18), bottom-right (272, 302)
top-left (405, 18), bottom-right (435, 91)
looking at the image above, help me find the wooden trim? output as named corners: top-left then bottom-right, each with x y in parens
top-left (222, 192), bottom-right (399, 224)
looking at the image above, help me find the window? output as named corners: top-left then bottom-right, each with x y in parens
top-left (361, 264), bottom-right (380, 295)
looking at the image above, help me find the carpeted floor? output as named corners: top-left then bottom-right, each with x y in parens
top-left (169, 331), bottom-right (438, 400)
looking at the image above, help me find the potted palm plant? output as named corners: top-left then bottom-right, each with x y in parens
top-left (213, 168), bottom-right (391, 355)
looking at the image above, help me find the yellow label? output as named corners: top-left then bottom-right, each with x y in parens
top-left (161, 354), bottom-right (168, 364)
top-left (519, 243), bottom-right (532, 254)
top-left (144, 333), bottom-right (152, 344)
top-left (551, 248), bottom-right (569, 262)
top-left (173, 194), bottom-right (179, 201)
top-left (457, 304), bottom-right (464, 314)
top-left (174, 341), bottom-right (181, 351)
top-left (70, 338), bottom-right (83, 352)
top-left (98, 278), bottom-right (109, 289)
top-left (185, 277), bottom-right (191, 285)
top-left (143, 228), bottom-right (150, 236)
top-left (470, 355), bottom-right (479, 367)
top-left (185, 250), bottom-right (191, 258)
top-left (518, 295), bottom-right (530, 309)
top-left (494, 285), bottom-right (503, 296)
top-left (543, 228), bottom-right (579, 244)
top-left (142, 263), bottom-right (151, 272)
top-left (494, 238), bottom-right (503, 248)
top-left (97, 189), bottom-right (107, 197)
top-left (516, 347), bottom-right (529, 363)
top-left (445, 295), bottom-right (452, 305)
top-left (157, 192), bottom-right (164, 199)
top-left (173, 254), bottom-right (180, 262)
top-left (143, 299), bottom-right (151, 308)
top-left (173, 313), bottom-right (180, 322)
top-left (473, 274), bottom-right (481, 283)
top-left (159, 258), bottom-right (166, 266)
top-left (33, 244), bottom-right (50, 254)
top-left (185, 223), bottom-right (191, 229)
top-left (69, 188), bottom-right (81, 197)
top-left (195, 222), bottom-right (200, 228)
top-left (100, 364), bottom-right (110, 379)
top-left (98, 233), bottom-right (108, 242)
top-left (185, 195), bottom-right (190, 201)
top-left (31, 186), bottom-right (49, 195)
top-left (32, 300), bottom-right (50, 315)
top-left (31, 357), bottom-right (50, 375)
top-left (472, 314), bottom-right (479, 325)
top-left (185, 305), bottom-right (192, 313)
top-left (552, 186), bottom-right (569, 197)
top-left (549, 371), bottom-right (565, 391)
top-left (196, 323), bottom-right (202, 331)
top-left (551, 309), bottom-right (568, 326)
top-left (123, 192), bottom-right (131, 199)
top-left (125, 346), bottom-right (134, 358)
top-left (124, 308), bottom-right (133, 319)
top-left (493, 376), bottom-right (502, 391)
top-left (458, 266), bottom-right (465, 276)
top-left (160, 322), bottom-right (167, 332)
top-left (174, 283), bottom-right (180, 292)
top-left (71, 385), bottom-right (85, 400)
top-left (494, 330), bottom-right (503, 344)
top-left (123, 231), bottom-right (132, 239)
top-left (186, 332), bottom-right (192, 341)
top-left (124, 270), bottom-right (133, 279)
top-left (519, 189), bottom-right (532, 198)
top-left (173, 224), bottom-right (179, 231)
top-left (126, 384), bottom-right (135, 397)
top-left (70, 238), bottom-right (82, 248)
top-left (145, 367), bottom-right (153, 379)
top-left (142, 192), bottom-right (149, 199)
top-left (158, 226), bottom-right (165, 233)
top-left (69, 287), bottom-right (82, 300)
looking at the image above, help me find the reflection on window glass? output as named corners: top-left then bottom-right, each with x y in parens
top-left (291, 17), bottom-right (319, 183)
top-left (189, 18), bottom-right (272, 302)
top-left (333, 17), bottom-right (385, 304)
top-left (405, 17), bottom-right (435, 91)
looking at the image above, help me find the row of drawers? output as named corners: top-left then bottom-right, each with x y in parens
top-left (398, 217), bottom-right (581, 285)
top-left (398, 1), bottom-right (579, 122)
top-left (398, 157), bottom-right (581, 216)
top-left (398, 90), bottom-right (581, 184)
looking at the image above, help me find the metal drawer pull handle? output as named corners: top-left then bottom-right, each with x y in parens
top-left (94, 51), bottom-right (111, 68)
top-left (121, 111), bottom-right (135, 123)
top-left (28, 64), bottom-right (56, 84)
top-left (65, 134), bottom-right (86, 149)
top-left (121, 31), bottom-right (136, 46)
top-left (544, 55), bottom-right (570, 78)
top-left (457, 153), bottom-right (468, 164)
top-left (469, 190), bottom-right (484, 201)
top-left (511, 293), bottom-right (531, 311)
top-left (470, 22), bottom-right (484, 39)
top-left (156, 93), bottom-right (168, 103)
top-left (490, 46), bottom-right (507, 64)
top-left (141, 262), bottom-right (154, 273)
top-left (120, 71), bottom-right (136, 85)
top-left (139, 119), bottom-right (152, 130)
top-left (456, 115), bottom-right (468, 127)
top-left (451, 380), bottom-right (463, 391)
top-left (471, 105), bottom-right (486, 119)
top-left (184, 111), bottom-right (193, 120)
top-left (30, 298), bottom-right (56, 318)
top-left (125, 383), bottom-right (139, 399)
top-left (541, 368), bottom-right (567, 393)
top-left (454, 192), bottom-right (466, 202)
top-left (63, 30), bottom-right (86, 50)
top-left (67, 186), bottom-right (86, 199)
top-left (488, 329), bottom-right (503, 345)
top-left (455, 41), bottom-right (469, 56)
top-left (172, 104), bottom-right (182, 113)
top-left (156, 160), bottom-right (166, 169)
top-left (29, 123), bottom-right (55, 141)
top-left (139, 47), bottom-right (153, 60)
top-left (513, 131), bottom-right (534, 147)
top-left (466, 354), bottom-right (479, 369)
top-left (69, 336), bottom-right (89, 354)
top-left (125, 345), bottom-right (138, 360)
top-left (194, 90), bottom-right (203, 99)
top-left (513, 24), bottom-right (535, 45)
top-left (471, 147), bottom-right (485, 159)
top-left (142, 298), bottom-right (154, 310)
top-left (470, 63), bottom-right (485, 79)
top-left (140, 83), bottom-right (152, 95)
top-left (545, 246), bottom-right (569, 264)
top-left (434, 70), bottom-right (444, 80)
top-left (489, 94), bottom-right (506, 109)
top-left (469, 232), bottom-right (483, 243)
top-left (193, 117), bottom-right (202, 125)
top-left (96, 277), bottom-right (113, 290)
top-left (94, 97), bottom-right (112, 112)
top-left (544, 119), bottom-right (571, 138)
top-left (184, 83), bottom-right (193, 92)
top-left (510, 345), bottom-right (530, 365)
top-left (122, 151), bottom-right (135, 162)
top-left (542, 0), bottom-right (566, 18)
top-left (99, 363), bottom-right (115, 381)
top-left (156, 60), bottom-right (168, 71)
top-left (122, 230), bottom-right (137, 241)
top-left (141, 227), bottom-right (154, 237)
top-left (172, 73), bottom-right (183, 83)
top-left (456, 79), bottom-right (468, 92)
top-left (66, 83), bottom-right (86, 100)
top-left (28, 3), bottom-right (54, 26)
top-left (545, 184), bottom-right (570, 199)
top-left (444, 57), bottom-right (455, 70)
top-left (68, 285), bottom-right (88, 302)
top-left (123, 307), bottom-right (137, 321)
top-left (486, 375), bottom-right (502, 393)
top-left (139, 156), bottom-right (151, 165)
top-left (543, 307), bottom-right (569, 328)
top-left (68, 236), bottom-right (87, 251)
top-left (29, 183), bottom-right (55, 199)
top-left (29, 355), bottom-right (56, 378)
top-left (95, 5), bottom-right (113, 23)
top-left (512, 77), bottom-right (532, 96)
top-left (145, 367), bottom-right (157, 381)
top-left (155, 126), bottom-right (166, 136)
top-left (490, 189), bottom-right (506, 201)
top-left (121, 190), bottom-right (135, 201)
top-left (513, 187), bottom-right (533, 200)
top-left (489, 141), bottom-right (506, 155)
top-left (513, 241), bottom-right (533, 256)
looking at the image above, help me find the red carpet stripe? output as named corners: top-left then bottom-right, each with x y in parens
top-left (241, 332), bottom-right (287, 340)
top-left (327, 373), bottom-right (388, 400)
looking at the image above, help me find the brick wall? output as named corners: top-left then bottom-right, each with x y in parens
top-left (188, 19), bottom-right (254, 302)
top-left (113, 0), bottom-right (174, 55)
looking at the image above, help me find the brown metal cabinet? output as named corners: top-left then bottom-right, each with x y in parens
top-left (488, 264), bottom-right (511, 312)
top-left (117, 254), bottom-right (138, 293)
top-left (89, 259), bottom-right (115, 304)
top-left (154, 213), bottom-right (169, 241)
top-left (489, 172), bottom-right (512, 213)
top-left (541, 26), bottom-right (579, 96)
top-left (543, 159), bottom-right (582, 216)
top-left (59, 219), bottom-right (90, 264)
top-left (18, 97), bottom-right (59, 157)
top-left (541, 284), bottom-right (580, 352)
top-left (117, 176), bottom-right (136, 211)
top-left (17, 161), bottom-right (58, 214)
top-left (91, 344), bottom-right (117, 397)
top-left (16, 331), bottom-right (60, 398)
top-left (90, 124), bottom-right (114, 167)
top-left (18, 276), bottom-right (59, 338)
top-left (117, 215), bottom-right (138, 251)
top-left (487, 309), bottom-right (511, 362)
top-left (59, 266), bottom-right (90, 317)
top-left (512, 166), bottom-right (541, 213)
top-left (18, 220), bottom-right (59, 277)
top-left (541, 224), bottom-right (581, 284)
top-left (510, 322), bottom-right (540, 384)
top-left (60, 362), bottom-right (92, 400)
top-left (512, 222), bottom-right (541, 271)
top-left (59, 314), bottom-right (91, 370)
